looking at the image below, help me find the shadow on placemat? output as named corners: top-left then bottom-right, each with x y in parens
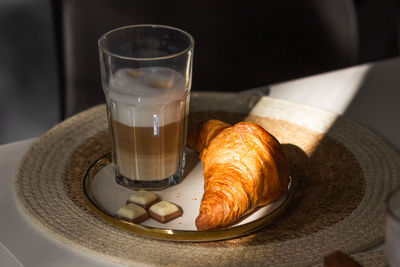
top-left (184, 112), bottom-right (365, 247)
top-left (68, 110), bottom-right (365, 246)
top-left (64, 110), bottom-right (365, 249)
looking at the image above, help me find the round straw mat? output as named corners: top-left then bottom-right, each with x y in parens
top-left (15, 93), bottom-right (400, 266)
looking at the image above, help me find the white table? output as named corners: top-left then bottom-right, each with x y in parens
top-left (2, 56), bottom-right (400, 266)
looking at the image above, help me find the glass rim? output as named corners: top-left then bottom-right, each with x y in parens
top-left (386, 185), bottom-right (400, 223)
top-left (98, 24), bottom-right (194, 61)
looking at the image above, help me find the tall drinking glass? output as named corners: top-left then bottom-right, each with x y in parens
top-left (98, 25), bottom-right (194, 190)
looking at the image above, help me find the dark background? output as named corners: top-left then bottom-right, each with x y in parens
top-left (0, 0), bottom-right (399, 144)
top-left (0, 0), bottom-right (58, 144)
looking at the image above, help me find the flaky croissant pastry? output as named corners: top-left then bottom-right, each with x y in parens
top-left (188, 119), bottom-right (290, 231)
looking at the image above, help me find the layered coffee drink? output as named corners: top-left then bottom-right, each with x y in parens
top-left (104, 67), bottom-right (190, 183)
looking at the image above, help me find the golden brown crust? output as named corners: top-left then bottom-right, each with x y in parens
top-left (192, 120), bottom-right (290, 230)
top-left (187, 119), bottom-right (231, 153)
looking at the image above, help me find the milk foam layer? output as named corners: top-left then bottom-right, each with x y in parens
top-left (106, 67), bottom-right (187, 127)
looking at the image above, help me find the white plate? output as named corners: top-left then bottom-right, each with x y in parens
top-left (83, 152), bottom-right (293, 241)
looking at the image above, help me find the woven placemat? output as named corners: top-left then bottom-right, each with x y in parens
top-left (14, 93), bottom-right (400, 266)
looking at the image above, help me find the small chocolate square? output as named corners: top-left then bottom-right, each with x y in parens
top-left (126, 190), bottom-right (160, 209)
top-left (116, 203), bottom-right (149, 224)
top-left (148, 200), bottom-right (183, 223)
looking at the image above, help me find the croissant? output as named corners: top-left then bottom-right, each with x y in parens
top-left (188, 119), bottom-right (290, 231)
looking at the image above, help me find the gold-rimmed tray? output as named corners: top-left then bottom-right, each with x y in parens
top-left (83, 154), bottom-right (294, 242)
